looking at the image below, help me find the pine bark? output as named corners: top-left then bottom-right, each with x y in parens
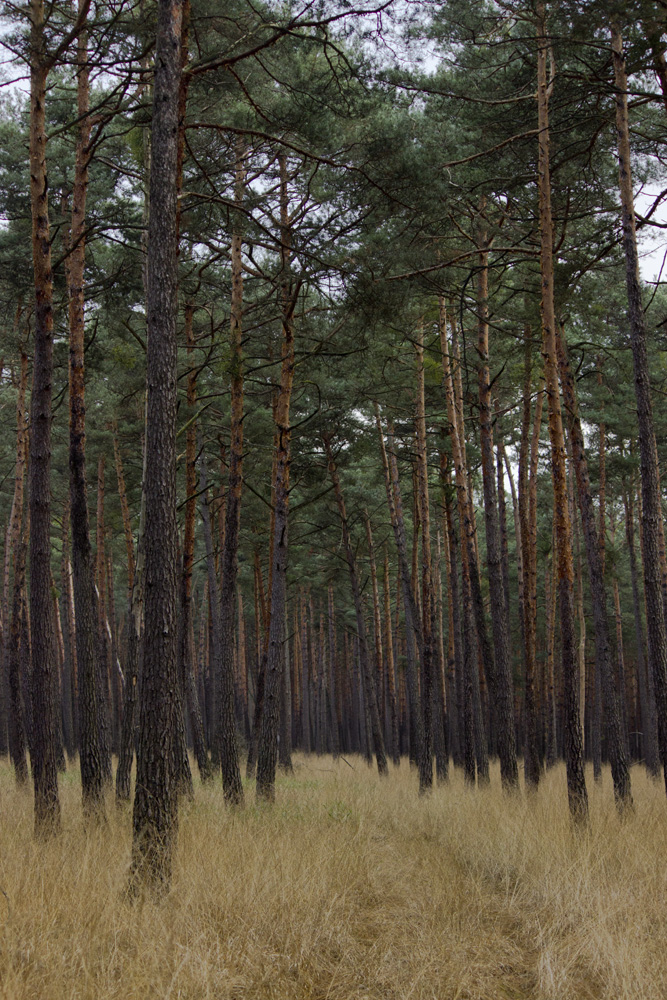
top-left (537, 2), bottom-right (588, 822)
top-left (67, 0), bottom-right (105, 818)
top-left (28, 0), bottom-right (61, 836)
top-left (130, 0), bottom-right (184, 892)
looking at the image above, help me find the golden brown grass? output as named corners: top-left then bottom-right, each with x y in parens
top-left (1, 756), bottom-right (666, 999)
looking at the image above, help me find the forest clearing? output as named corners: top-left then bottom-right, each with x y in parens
top-left (2, 755), bottom-right (667, 1000)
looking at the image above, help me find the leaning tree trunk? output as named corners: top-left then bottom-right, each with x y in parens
top-left (129, 0), bottom-right (183, 893)
top-left (537, 1), bottom-right (588, 823)
top-left (612, 20), bottom-right (667, 796)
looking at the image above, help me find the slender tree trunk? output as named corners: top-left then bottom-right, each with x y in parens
top-left (612, 20), bottom-right (667, 795)
top-left (217, 140), bottom-right (247, 805)
top-left (364, 512), bottom-right (386, 750)
top-left (256, 155), bottom-right (300, 801)
top-left (537, 2), bottom-right (588, 822)
top-left (130, 0), bottom-right (184, 893)
top-left (8, 520), bottom-right (29, 786)
top-left (414, 324), bottom-right (435, 792)
top-left (375, 408), bottom-right (425, 772)
top-left (66, 0), bottom-right (105, 819)
top-left (116, 443), bottom-right (145, 804)
top-left (95, 455), bottom-right (113, 785)
top-left (383, 551), bottom-right (400, 765)
top-left (623, 479), bottom-right (660, 775)
top-left (323, 435), bottom-right (388, 778)
top-left (476, 235), bottom-right (518, 790)
top-left (440, 302), bottom-right (486, 784)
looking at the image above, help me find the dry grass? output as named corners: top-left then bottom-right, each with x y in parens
top-left (0, 757), bottom-right (666, 999)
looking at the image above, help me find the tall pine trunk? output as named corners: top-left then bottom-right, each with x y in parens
top-left (536, 1), bottom-right (587, 822)
top-left (130, 0), bottom-right (183, 893)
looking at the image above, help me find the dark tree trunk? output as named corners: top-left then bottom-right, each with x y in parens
top-left (256, 155), bottom-right (299, 800)
top-left (29, 0), bottom-right (62, 837)
top-left (8, 524), bottom-right (29, 785)
top-left (130, 0), bottom-right (183, 893)
top-left (66, 1), bottom-right (105, 819)
top-left (216, 141), bottom-right (247, 805)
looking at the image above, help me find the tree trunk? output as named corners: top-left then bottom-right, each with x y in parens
top-left (130, 0), bottom-right (183, 893)
top-left (29, 0), bottom-right (61, 837)
top-left (8, 519), bottom-right (29, 786)
top-left (256, 155), bottom-right (300, 801)
top-left (217, 139), bottom-right (247, 805)
top-left (95, 455), bottom-right (113, 785)
top-left (476, 235), bottom-right (518, 790)
top-left (414, 323), bottom-right (435, 792)
top-left (383, 551), bottom-right (400, 765)
top-left (537, 1), bottom-right (588, 822)
top-left (375, 407), bottom-right (425, 772)
top-left (66, 0), bottom-right (105, 819)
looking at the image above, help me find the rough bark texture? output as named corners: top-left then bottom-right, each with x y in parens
top-left (537, 2), bottom-right (588, 822)
top-left (29, 0), bottom-right (61, 836)
top-left (67, 2), bottom-right (105, 818)
top-left (130, 0), bottom-right (183, 892)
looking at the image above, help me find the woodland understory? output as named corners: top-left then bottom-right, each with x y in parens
top-left (1, 0), bottom-right (667, 915)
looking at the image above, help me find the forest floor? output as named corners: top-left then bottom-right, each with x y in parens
top-left (0, 756), bottom-right (666, 1000)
